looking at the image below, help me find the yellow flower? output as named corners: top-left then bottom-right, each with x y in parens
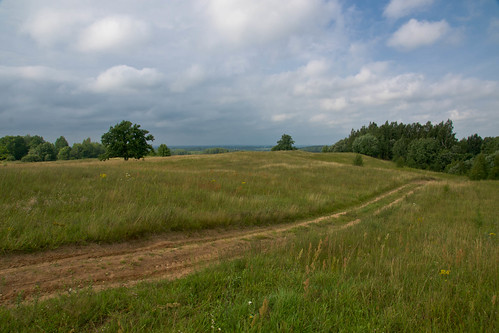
top-left (439, 269), bottom-right (450, 275)
top-left (100, 173), bottom-right (107, 178)
top-left (242, 181), bottom-right (246, 184)
top-left (490, 232), bottom-right (496, 236)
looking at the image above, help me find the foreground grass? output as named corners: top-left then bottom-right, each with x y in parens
top-left (0, 151), bottom-right (421, 252)
top-left (1, 179), bottom-right (497, 332)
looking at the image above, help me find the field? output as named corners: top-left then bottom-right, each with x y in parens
top-left (0, 151), bottom-right (497, 331)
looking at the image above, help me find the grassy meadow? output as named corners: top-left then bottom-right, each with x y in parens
top-left (1, 151), bottom-right (418, 252)
top-left (1, 151), bottom-right (498, 331)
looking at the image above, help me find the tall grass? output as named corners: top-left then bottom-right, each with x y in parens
top-left (0, 151), bottom-right (420, 252)
top-left (1, 179), bottom-right (497, 331)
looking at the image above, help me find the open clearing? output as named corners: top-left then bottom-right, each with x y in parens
top-left (0, 180), bottom-right (426, 305)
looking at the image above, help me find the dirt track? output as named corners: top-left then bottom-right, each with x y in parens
top-left (0, 181), bottom-right (427, 305)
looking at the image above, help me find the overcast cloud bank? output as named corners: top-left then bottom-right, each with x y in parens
top-left (1, 0), bottom-right (498, 145)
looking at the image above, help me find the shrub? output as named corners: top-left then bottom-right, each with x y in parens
top-left (21, 154), bottom-right (42, 163)
top-left (395, 156), bottom-right (405, 168)
top-left (353, 154), bottom-right (364, 166)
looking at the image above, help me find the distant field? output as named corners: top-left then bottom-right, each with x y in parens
top-left (1, 151), bottom-right (423, 252)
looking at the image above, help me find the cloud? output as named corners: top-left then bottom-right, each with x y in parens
top-left (77, 15), bottom-right (150, 52)
top-left (89, 65), bottom-right (163, 94)
top-left (272, 114), bottom-right (295, 122)
top-left (22, 8), bottom-right (89, 46)
top-left (387, 19), bottom-right (450, 50)
top-left (206, 0), bottom-right (339, 47)
top-left (320, 97), bottom-right (347, 111)
top-left (447, 108), bottom-right (475, 121)
top-left (170, 65), bottom-right (207, 93)
top-left (383, 0), bottom-right (434, 19)
top-left (0, 65), bottom-right (70, 82)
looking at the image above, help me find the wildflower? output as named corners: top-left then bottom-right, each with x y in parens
top-left (242, 181), bottom-right (246, 184)
top-left (100, 173), bottom-right (107, 178)
top-left (439, 269), bottom-right (450, 275)
top-left (490, 232), bottom-right (496, 236)
top-left (248, 301), bottom-right (252, 305)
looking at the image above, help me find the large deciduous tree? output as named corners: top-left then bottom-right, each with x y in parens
top-left (101, 120), bottom-right (154, 160)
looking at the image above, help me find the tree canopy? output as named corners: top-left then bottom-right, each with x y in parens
top-left (323, 119), bottom-right (499, 179)
top-left (272, 134), bottom-right (297, 151)
top-left (157, 144), bottom-right (171, 157)
top-left (101, 120), bottom-right (155, 160)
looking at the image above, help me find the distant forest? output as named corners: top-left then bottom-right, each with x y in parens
top-left (0, 135), bottom-right (266, 162)
top-left (2, 119), bottom-right (498, 180)
top-left (323, 120), bottom-right (499, 180)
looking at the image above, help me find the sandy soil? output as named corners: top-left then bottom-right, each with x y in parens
top-left (0, 181), bottom-right (427, 305)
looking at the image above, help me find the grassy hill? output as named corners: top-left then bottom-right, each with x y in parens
top-left (1, 152), bottom-right (497, 331)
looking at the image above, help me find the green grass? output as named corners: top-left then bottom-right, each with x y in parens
top-left (1, 179), bottom-right (497, 332)
top-left (0, 151), bottom-right (422, 252)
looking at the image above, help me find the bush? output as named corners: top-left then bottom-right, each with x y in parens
top-left (446, 160), bottom-right (472, 175)
top-left (21, 154), bottom-right (42, 163)
top-left (395, 156), bottom-right (405, 168)
top-left (353, 154), bottom-right (364, 166)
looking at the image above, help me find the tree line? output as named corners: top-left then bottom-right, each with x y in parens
top-left (323, 120), bottom-right (499, 180)
top-left (0, 135), bottom-right (106, 162)
top-left (0, 121), bottom-right (170, 162)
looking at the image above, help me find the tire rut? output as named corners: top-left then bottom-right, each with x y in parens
top-left (0, 181), bottom-right (428, 305)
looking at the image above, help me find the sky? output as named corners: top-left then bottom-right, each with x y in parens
top-left (0, 0), bottom-right (498, 146)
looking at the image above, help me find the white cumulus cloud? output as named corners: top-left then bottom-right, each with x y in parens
top-left (77, 16), bottom-right (150, 52)
top-left (90, 65), bottom-right (163, 94)
top-left (206, 0), bottom-right (339, 47)
top-left (388, 19), bottom-right (450, 50)
top-left (22, 8), bottom-right (89, 46)
top-left (320, 97), bottom-right (347, 111)
top-left (383, 0), bottom-right (434, 19)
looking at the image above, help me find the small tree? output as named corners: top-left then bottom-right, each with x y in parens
top-left (469, 154), bottom-right (488, 180)
top-left (488, 153), bottom-right (499, 180)
top-left (54, 136), bottom-right (69, 153)
top-left (101, 120), bottom-right (154, 160)
top-left (157, 144), bottom-right (171, 157)
top-left (57, 146), bottom-right (72, 160)
top-left (272, 134), bottom-right (297, 151)
top-left (34, 142), bottom-right (56, 161)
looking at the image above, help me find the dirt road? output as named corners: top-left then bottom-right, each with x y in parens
top-left (0, 181), bottom-right (427, 305)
